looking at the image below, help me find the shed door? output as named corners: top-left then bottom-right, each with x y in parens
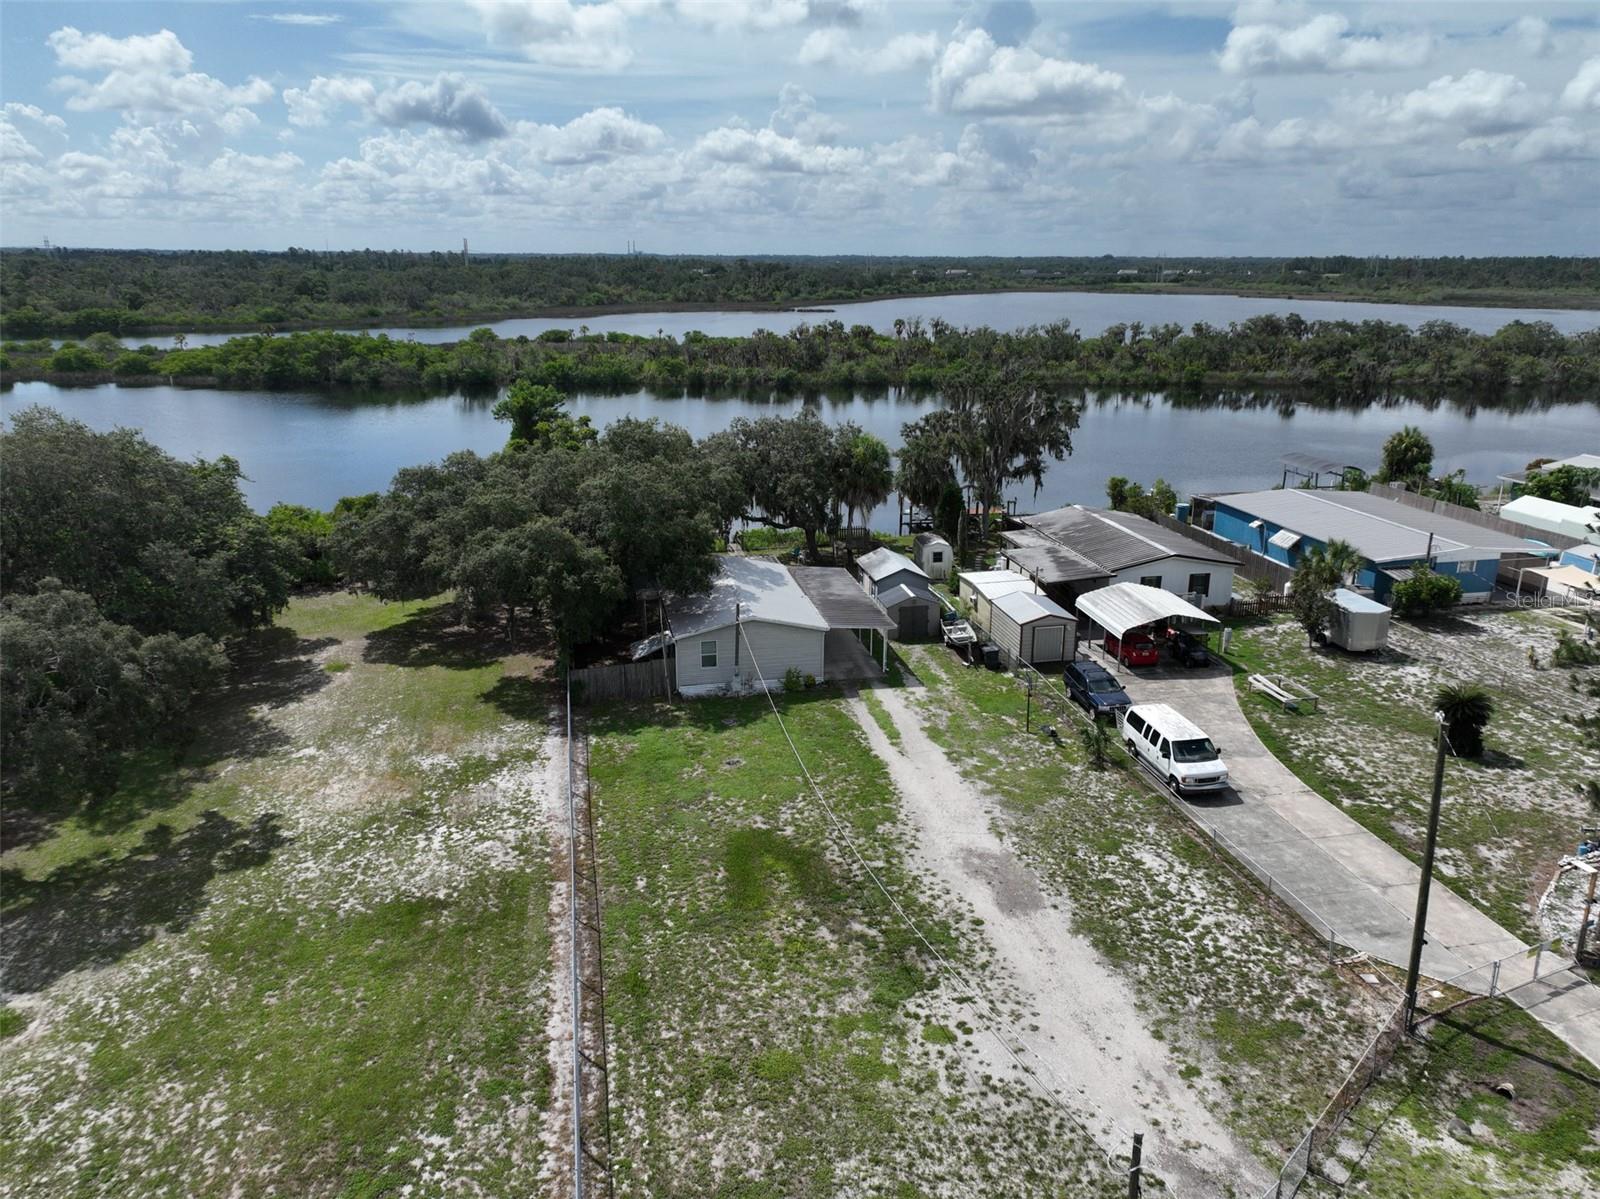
top-left (1030, 623), bottom-right (1065, 663)
top-left (897, 604), bottom-right (928, 642)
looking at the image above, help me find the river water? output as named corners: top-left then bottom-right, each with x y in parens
top-left (7, 380), bottom-right (1595, 529)
top-left (115, 289), bottom-right (1598, 349)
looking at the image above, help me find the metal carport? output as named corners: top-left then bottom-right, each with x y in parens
top-left (789, 566), bottom-right (898, 673)
top-left (1073, 582), bottom-right (1219, 639)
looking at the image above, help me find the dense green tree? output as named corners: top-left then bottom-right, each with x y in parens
top-left (266, 503), bottom-right (338, 587)
top-left (2, 408), bottom-right (296, 639)
top-left (1377, 425), bottom-right (1434, 486)
top-left (707, 412), bottom-right (851, 560)
top-left (1389, 562), bottom-right (1463, 616)
top-left (1, 582), bottom-right (224, 804)
top-left (1520, 465), bottom-right (1600, 508)
top-left (493, 379), bottom-right (596, 450)
top-left (836, 431), bottom-right (894, 536)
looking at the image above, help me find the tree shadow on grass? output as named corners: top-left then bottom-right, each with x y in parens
top-left (362, 603), bottom-right (513, 670)
top-left (0, 810), bottom-right (288, 994)
top-left (482, 674), bottom-right (557, 723)
top-left (2, 629), bottom-right (335, 853)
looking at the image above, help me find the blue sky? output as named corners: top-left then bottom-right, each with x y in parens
top-left (2, 1), bottom-right (1597, 254)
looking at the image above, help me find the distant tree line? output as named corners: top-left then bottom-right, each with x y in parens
top-left (2, 249), bottom-right (1596, 338)
top-left (6, 313), bottom-right (1598, 403)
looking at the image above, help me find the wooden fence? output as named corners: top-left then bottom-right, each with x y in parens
top-left (1153, 512), bottom-right (1296, 592)
top-left (570, 659), bottom-right (672, 703)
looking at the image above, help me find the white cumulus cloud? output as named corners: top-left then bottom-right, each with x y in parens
top-left (1562, 56), bottom-right (1600, 111)
top-left (798, 28), bottom-right (938, 72)
top-left (1219, 10), bottom-right (1433, 76)
top-left (47, 26), bottom-right (272, 119)
top-left (930, 29), bottom-right (1127, 117)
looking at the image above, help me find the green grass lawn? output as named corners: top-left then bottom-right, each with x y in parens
top-left (1319, 1000), bottom-right (1600, 1197)
top-left (586, 689), bottom-right (1123, 1197)
top-left (897, 646), bottom-right (1389, 1157)
top-left (1, 592), bottom-right (559, 1199)
top-left (1220, 611), bottom-right (1599, 938)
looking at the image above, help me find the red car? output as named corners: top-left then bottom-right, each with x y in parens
top-left (1104, 628), bottom-right (1159, 667)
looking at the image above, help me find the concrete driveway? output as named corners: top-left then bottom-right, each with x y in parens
top-left (1083, 645), bottom-right (1599, 1066)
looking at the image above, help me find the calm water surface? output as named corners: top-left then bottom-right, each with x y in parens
top-left (7, 381), bottom-right (1596, 529)
top-left (120, 289), bottom-right (1599, 349)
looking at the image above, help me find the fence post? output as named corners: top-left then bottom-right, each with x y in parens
top-left (1127, 1132), bottom-right (1143, 1199)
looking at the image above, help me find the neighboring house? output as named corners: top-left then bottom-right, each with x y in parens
top-left (1497, 453), bottom-right (1600, 504)
top-left (1561, 544), bottom-right (1600, 575)
top-left (1009, 505), bottom-right (1237, 609)
top-left (988, 591), bottom-right (1075, 665)
top-left (912, 532), bottom-right (953, 580)
top-left (1498, 494), bottom-right (1600, 544)
top-left (1207, 488), bottom-right (1540, 604)
top-left (665, 556), bottom-right (828, 696)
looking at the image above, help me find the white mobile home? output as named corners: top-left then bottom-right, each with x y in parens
top-left (989, 591), bottom-right (1075, 665)
top-left (665, 556), bottom-right (827, 696)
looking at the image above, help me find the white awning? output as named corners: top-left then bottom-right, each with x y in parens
top-left (1074, 583), bottom-right (1219, 639)
top-left (1268, 528), bottom-right (1302, 550)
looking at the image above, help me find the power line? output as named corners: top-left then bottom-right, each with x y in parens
top-left (732, 623), bottom-right (1153, 1187)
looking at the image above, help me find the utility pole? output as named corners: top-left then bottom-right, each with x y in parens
top-left (1127, 1131), bottom-right (1143, 1198)
top-left (1403, 711), bottom-right (1448, 1034)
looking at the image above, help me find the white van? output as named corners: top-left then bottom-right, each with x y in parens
top-left (1121, 702), bottom-right (1230, 795)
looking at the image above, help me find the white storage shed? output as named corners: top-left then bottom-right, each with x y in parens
top-left (913, 532), bottom-right (954, 580)
top-left (956, 569), bottom-right (1041, 637)
top-left (1328, 588), bottom-right (1391, 652)
top-left (1498, 495), bottom-right (1600, 544)
top-left (856, 547), bottom-right (932, 598)
top-left (989, 591), bottom-right (1075, 665)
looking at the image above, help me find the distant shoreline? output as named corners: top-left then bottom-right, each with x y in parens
top-left (22, 283), bottom-right (1600, 340)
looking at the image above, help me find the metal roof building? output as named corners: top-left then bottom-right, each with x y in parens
top-left (665, 555), bottom-right (827, 639)
top-left (1498, 495), bottom-right (1600, 544)
top-left (1210, 489), bottom-right (1534, 563)
top-left (1074, 583), bottom-right (1217, 640)
top-left (1016, 506), bottom-right (1236, 572)
top-left (857, 546), bottom-right (929, 584)
top-left (789, 567), bottom-right (896, 633)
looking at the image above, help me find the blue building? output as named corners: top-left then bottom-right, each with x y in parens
top-left (1205, 488), bottom-right (1544, 603)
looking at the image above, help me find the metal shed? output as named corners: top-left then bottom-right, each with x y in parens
top-left (875, 581), bottom-right (942, 641)
top-left (989, 591), bottom-right (1076, 665)
top-left (912, 532), bottom-right (954, 580)
top-left (1328, 588), bottom-right (1391, 652)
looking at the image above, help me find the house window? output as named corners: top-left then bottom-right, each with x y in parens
top-left (1187, 572), bottom-right (1211, 596)
top-left (1139, 575), bottom-right (1162, 588)
top-left (1455, 560), bottom-right (1476, 574)
top-left (700, 640), bottom-right (718, 668)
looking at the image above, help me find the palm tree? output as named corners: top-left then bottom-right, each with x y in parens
top-left (1435, 682), bottom-right (1495, 758)
top-left (836, 430), bottom-right (893, 547)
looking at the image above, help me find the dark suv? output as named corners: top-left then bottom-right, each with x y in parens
top-left (1167, 628), bottom-right (1211, 668)
top-left (1063, 660), bottom-right (1131, 719)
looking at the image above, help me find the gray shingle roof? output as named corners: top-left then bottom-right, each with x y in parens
top-left (1212, 489), bottom-right (1538, 563)
top-left (856, 546), bottom-right (929, 582)
top-left (789, 566), bottom-right (896, 631)
top-left (1018, 506), bottom-right (1237, 571)
top-left (998, 535), bottom-right (1112, 585)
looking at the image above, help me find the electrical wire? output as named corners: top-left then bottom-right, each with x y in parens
top-left (732, 623), bottom-right (1159, 1187)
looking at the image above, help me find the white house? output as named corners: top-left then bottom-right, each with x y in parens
top-left (665, 556), bottom-right (827, 696)
top-left (1498, 495), bottom-right (1600, 544)
top-left (1014, 506), bottom-right (1237, 609)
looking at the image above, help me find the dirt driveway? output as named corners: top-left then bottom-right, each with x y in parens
top-left (847, 679), bottom-right (1271, 1198)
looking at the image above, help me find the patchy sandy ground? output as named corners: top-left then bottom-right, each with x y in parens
top-left (848, 679), bottom-right (1271, 1197)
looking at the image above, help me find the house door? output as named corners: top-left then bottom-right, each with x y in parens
top-left (897, 605), bottom-right (927, 642)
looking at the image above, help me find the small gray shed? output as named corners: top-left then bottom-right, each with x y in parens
top-left (913, 532), bottom-right (954, 580)
top-left (1329, 588), bottom-right (1391, 652)
top-left (856, 546), bottom-right (932, 599)
top-left (877, 581), bottom-right (941, 641)
top-left (989, 590), bottom-right (1076, 665)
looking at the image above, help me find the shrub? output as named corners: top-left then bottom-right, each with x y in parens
top-left (1389, 563), bottom-right (1462, 617)
top-left (783, 667), bottom-right (805, 693)
top-left (1435, 682), bottom-right (1494, 758)
top-left (1553, 633), bottom-right (1600, 668)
